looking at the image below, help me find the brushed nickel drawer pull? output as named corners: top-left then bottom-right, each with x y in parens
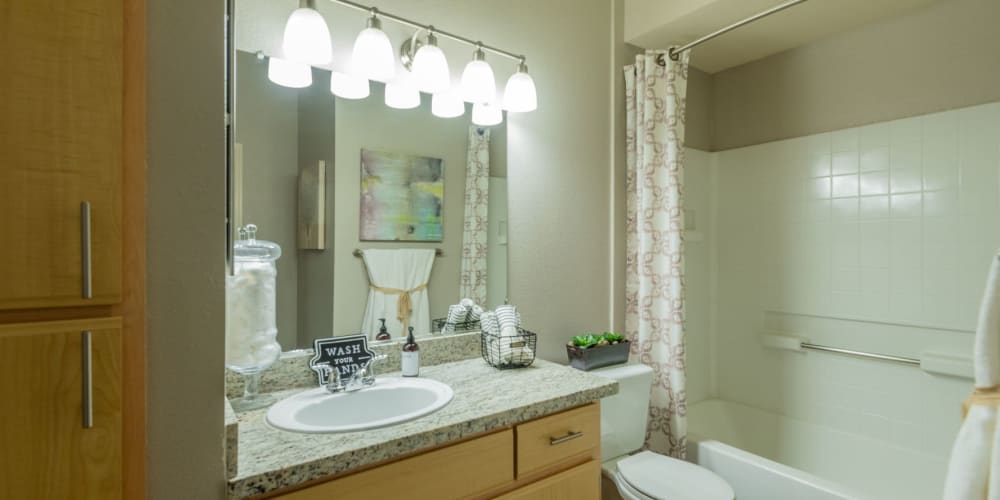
top-left (81, 201), bottom-right (92, 299)
top-left (549, 431), bottom-right (583, 446)
top-left (82, 330), bottom-right (93, 429)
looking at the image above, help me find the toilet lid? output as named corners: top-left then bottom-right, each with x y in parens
top-left (617, 451), bottom-right (734, 500)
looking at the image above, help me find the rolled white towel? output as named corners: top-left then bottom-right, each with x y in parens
top-left (469, 305), bottom-right (484, 322)
top-left (480, 311), bottom-right (500, 335)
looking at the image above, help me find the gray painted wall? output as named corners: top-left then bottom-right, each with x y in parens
top-left (147, 0), bottom-right (227, 496)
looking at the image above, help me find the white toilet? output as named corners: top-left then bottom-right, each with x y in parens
top-left (593, 363), bottom-right (734, 500)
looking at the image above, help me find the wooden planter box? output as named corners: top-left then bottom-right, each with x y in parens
top-left (566, 341), bottom-right (630, 371)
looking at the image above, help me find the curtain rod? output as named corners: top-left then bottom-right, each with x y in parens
top-left (668, 0), bottom-right (809, 60)
top-left (326, 0), bottom-right (524, 62)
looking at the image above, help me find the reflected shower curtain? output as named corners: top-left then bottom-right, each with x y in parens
top-left (459, 127), bottom-right (490, 306)
top-left (624, 49), bottom-right (689, 458)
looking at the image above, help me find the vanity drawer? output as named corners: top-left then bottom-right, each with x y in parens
top-left (273, 429), bottom-right (514, 499)
top-left (515, 403), bottom-right (600, 477)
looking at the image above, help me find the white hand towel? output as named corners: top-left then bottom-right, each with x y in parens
top-left (944, 253), bottom-right (1000, 500)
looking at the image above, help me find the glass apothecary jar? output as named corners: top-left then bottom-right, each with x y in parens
top-left (226, 224), bottom-right (282, 409)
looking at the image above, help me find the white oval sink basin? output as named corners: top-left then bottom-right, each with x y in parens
top-left (266, 377), bottom-right (454, 433)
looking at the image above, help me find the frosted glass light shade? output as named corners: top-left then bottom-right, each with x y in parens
top-left (385, 80), bottom-right (421, 109)
top-left (472, 101), bottom-right (502, 126)
top-left (503, 65), bottom-right (537, 112)
top-left (432, 92), bottom-right (465, 118)
top-left (411, 35), bottom-right (450, 94)
top-left (330, 71), bottom-right (370, 99)
top-left (351, 19), bottom-right (396, 82)
top-left (281, 6), bottom-right (332, 66)
top-left (267, 57), bottom-right (312, 88)
top-left (460, 58), bottom-right (496, 103)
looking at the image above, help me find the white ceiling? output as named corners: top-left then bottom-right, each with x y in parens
top-left (626, 0), bottom-right (939, 74)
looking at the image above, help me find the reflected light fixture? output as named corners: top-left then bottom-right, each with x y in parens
top-left (330, 71), bottom-right (370, 99)
top-left (431, 91), bottom-right (465, 118)
top-left (350, 9), bottom-right (396, 82)
top-left (459, 44), bottom-right (496, 104)
top-left (385, 74), bottom-right (421, 109)
top-left (281, 0), bottom-right (333, 66)
top-left (471, 100), bottom-right (502, 126)
top-left (410, 29), bottom-right (451, 94)
top-left (268, 57), bottom-right (313, 88)
top-left (503, 58), bottom-right (537, 112)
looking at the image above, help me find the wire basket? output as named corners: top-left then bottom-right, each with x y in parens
top-left (481, 329), bottom-right (537, 369)
top-left (432, 317), bottom-right (481, 334)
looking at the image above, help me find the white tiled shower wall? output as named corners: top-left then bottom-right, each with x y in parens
top-left (686, 102), bottom-right (999, 465)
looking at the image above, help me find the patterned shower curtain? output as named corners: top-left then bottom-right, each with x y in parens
top-left (624, 49), bottom-right (690, 458)
top-left (459, 127), bottom-right (490, 306)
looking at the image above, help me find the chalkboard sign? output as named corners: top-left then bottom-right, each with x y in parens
top-left (309, 334), bottom-right (376, 385)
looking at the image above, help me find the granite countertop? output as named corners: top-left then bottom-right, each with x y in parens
top-left (228, 358), bottom-right (618, 499)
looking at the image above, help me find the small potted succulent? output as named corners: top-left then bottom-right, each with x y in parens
top-left (565, 332), bottom-right (630, 371)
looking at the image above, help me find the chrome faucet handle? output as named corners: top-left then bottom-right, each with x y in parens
top-left (347, 354), bottom-right (388, 391)
top-left (315, 362), bottom-right (345, 393)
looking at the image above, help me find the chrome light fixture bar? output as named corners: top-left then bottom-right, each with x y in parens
top-left (329, 0), bottom-right (523, 62)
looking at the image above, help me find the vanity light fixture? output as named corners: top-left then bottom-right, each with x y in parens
top-left (471, 101), bottom-right (502, 126)
top-left (431, 91), bottom-right (465, 118)
top-left (330, 71), bottom-right (370, 99)
top-left (260, 0), bottom-right (537, 119)
top-left (268, 57), bottom-right (313, 88)
top-left (502, 58), bottom-right (537, 112)
top-left (281, 0), bottom-right (333, 66)
top-left (459, 44), bottom-right (496, 104)
top-left (409, 29), bottom-right (451, 94)
top-left (350, 9), bottom-right (395, 82)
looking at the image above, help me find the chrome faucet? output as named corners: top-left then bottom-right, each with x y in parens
top-left (315, 362), bottom-right (346, 393)
top-left (346, 354), bottom-right (387, 392)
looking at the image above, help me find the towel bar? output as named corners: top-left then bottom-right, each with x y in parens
top-left (353, 248), bottom-right (444, 257)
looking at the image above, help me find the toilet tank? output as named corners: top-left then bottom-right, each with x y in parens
top-left (592, 363), bottom-right (654, 462)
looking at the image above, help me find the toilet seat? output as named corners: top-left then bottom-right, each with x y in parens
top-left (613, 451), bottom-right (734, 500)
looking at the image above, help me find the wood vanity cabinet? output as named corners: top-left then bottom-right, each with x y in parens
top-left (269, 403), bottom-right (601, 500)
top-left (0, 0), bottom-right (141, 497)
top-left (0, 318), bottom-right (122, 500)
top-left (0, 0), bottom-right (124, 310)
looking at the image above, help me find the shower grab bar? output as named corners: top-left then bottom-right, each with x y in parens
top-left (799, 342), bottom-right (919, 366)
top-left (759, 333), bottom-right (972, 379)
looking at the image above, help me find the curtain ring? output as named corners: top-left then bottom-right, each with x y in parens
top-left (668, 48), bottom-right (680, 61)
top-left (655, 53), bottom-right (667, 67)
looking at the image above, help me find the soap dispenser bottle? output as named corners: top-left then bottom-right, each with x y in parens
top-left (375, 318), bottom-right (391, 341)
top-left (401, 327), bottom-right (419, 377)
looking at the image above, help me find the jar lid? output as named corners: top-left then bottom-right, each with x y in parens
top-left (234, 224), bottom-right (282, 262)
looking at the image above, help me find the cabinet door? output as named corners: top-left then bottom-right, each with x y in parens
top-left (496, 460), bottom-right (601, 500)
top-left (0, 318), bottom-right (122, 500)
top-left (0, 0), bottom-right (123, 310)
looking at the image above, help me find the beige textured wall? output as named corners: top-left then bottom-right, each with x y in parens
top-left (711, 0), bottom-right (1000, 150)
top-left (147, 0), bottom-right (227, 497)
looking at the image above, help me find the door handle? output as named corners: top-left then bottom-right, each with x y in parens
top-left (81, 201), bottom-right (92, 299)
top-left (82, 330), bottom-right (93, 429)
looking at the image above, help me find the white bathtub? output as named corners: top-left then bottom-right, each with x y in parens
top-left (687, 400), bottom-right (949, 500)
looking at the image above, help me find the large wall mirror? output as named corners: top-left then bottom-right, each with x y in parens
top-left (233, 0), bottom-right (510, 350)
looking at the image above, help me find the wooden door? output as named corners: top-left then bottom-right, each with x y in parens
top-left (0, 318), bottom-right (122, 500)
top-left (0, 0), bottom-right (123, 310)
